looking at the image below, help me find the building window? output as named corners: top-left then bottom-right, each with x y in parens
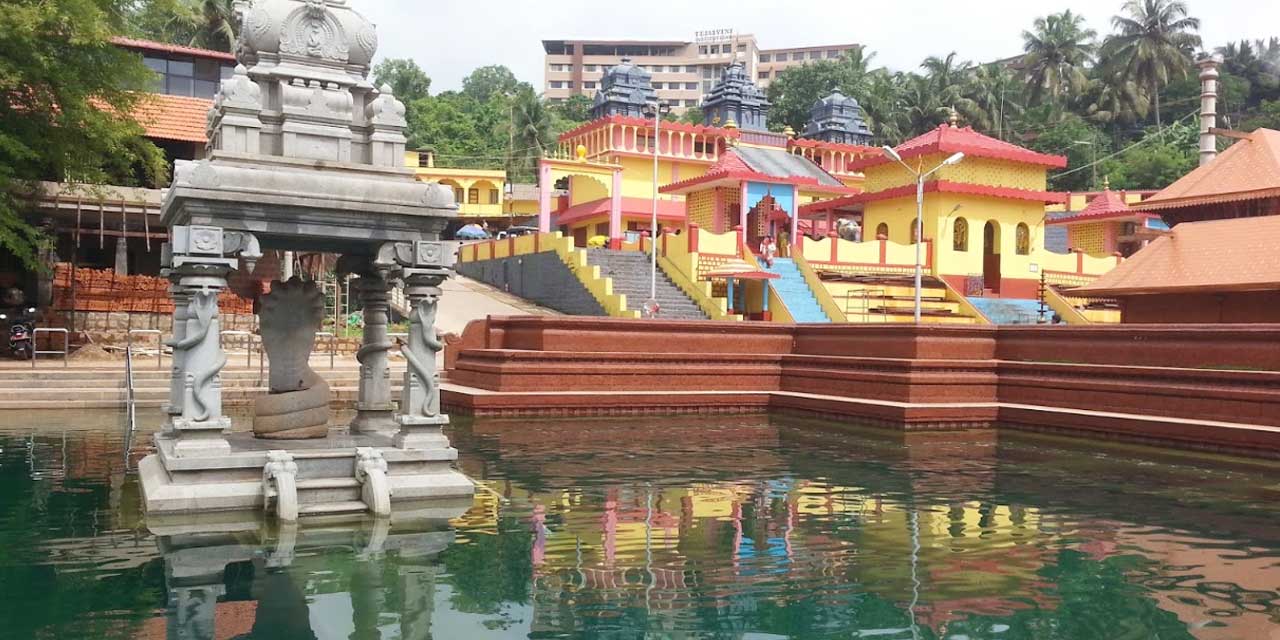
top-left (653, 82), bottom-right (663, 90)
top-left (144, 54), bottom-right (231, 99)
top-left (809, 51), bottom-right (821, 60)
top-left (584, 64), bottom-right (596, 71)
top-left (910, 218), bottom-right (920, 244)
top-left (1016, 223), bottom-right (1031, 255)
top-left (876, 222), bottom-right (889, 240)
top-left (758, 71), bottom-right (769, 79)
top-left (699, 46), bottom-right (708, 55)
top-left (953, 217), bottom-right (969, 251)
top-left (759, 53), bottom-right (771, 62)
top-left (685, 99), bottom-right (698, 107)
top-left (685, 82), bottom-right (698, 90)
top-left (566, 81), bottom-right (575, 89)
top-left (721, 44), bottom-right (732, 54)
top-left (467, 188), bottom-right (479, 205)
top-left (489, 189), bottom-right (500, 205)
top-left (452, 187), bottom-right (464, 203)
top-left (550, 81), bottom-right (564, 89)
top-left (737, 43), bottom-right (746, 51)
top-left (827, 50), bottom-right (841, 58)
top-left (584, 81), bottom-right (596, 89)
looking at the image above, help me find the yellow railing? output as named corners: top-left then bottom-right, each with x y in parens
top-left (1043, 286), bottom-right (1091, 325)
top-left (647, 233), bottom-right (740, 321)
top-left (1037, 248), bottom-right (1122, 286)
top-left (458, 233), bottom-right (637, 318)
top-left (937, 277), bottom-right (992, 325)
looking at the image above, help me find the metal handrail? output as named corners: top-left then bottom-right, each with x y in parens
top-left (315, 331), bottom-right (337, 369)
top-left (219, 330), bottom-right (256, 368)
top-left (845, 288), bottom-right (887, 322)
top-left (31, 328), bottom-right (69, 368)
top-left (127, 329), bottom-right (163, 369)
top-left (123, 337), bottom-right (137, 464)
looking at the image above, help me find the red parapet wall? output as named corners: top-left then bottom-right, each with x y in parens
top-left (443, 316), bottom-right (1280, 455)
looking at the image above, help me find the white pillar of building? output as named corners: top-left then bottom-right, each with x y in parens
top-left (1197, 54), bottom-right (1223, 167)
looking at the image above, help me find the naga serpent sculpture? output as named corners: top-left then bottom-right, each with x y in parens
top-left (398, 294), bottom-right (442, 417)
top-left (253, 277), bottom-right (331, 439)
top-left (167, 290), bottom-right (225, 422)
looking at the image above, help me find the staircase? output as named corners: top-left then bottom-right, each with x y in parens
top-left (760, 258), bottom-right (830, 322)
top-left (966, 297), bottom-right (1045, 325)
top-left (586, 249), bottom-right (709, 320)
top-left (814, 273), bottom-right (982, 324)
top-left (0, 363), bottom-right (402, 410)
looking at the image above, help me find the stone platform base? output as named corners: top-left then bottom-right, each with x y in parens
top-left (140, 429), bottom-right (474, 515)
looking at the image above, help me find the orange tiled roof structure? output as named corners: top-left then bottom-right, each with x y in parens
top-left (110, 36), bottom-right (236, 61)
top-left (131, 93), bottom-right (212, 143)
top-left (1135, 128), bottom-right (1280, 225)
top-left (1075, 215), bottom-right (1280, 296)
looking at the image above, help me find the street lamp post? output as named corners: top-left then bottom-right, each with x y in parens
top-left (880, 146), bottom-right (965, 323)
top-left (641, 101), bottom-right (670, 316)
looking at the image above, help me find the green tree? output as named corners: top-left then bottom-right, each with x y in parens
top-left (1020, 10), bottom-right (1097, 110)
top-left (507, 87), bottom-right (556, 182)
top-left (1241, 99), bottom-right (1280, 131)
top-left (1024, 111), bottom-right (1108, 191)
top-left (550, 94), bottom-right (593, 125)
top-left (766, 60), bottom-right (849, 133)
top-left (1103, 0), bottom-right (1202, 130)
top-left (678, 106), bottom-right (705, 125)
top-left (1101, 124), bottom-right (1197, 189)
top-left (462, 65), bottom-right (526, 103)
top-left (964, 62), bottom-right (1023, 136)
top-left (1, 0), bottom-right (169, 266)
top-left (186, 0), bottom-right (236, 52)
top-left (372, 58), bottom-right (432, 104)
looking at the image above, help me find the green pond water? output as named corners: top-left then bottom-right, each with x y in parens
top-left (0, 411), bottom-right (1278, 640)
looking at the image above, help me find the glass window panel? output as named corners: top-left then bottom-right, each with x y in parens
top-left (193, 80), bottom-right (218, 99)
top-left (168, 75), bottom-right (194, 96)
top-left (167, 59), bottom-right (194, 77)
top-left (143, 56), bottom-right (168, 73)
top-left (194, 58), bottom-right (221, 81)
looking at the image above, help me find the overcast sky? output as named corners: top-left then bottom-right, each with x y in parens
top-left (360, 0), bottom-right (1278, 93)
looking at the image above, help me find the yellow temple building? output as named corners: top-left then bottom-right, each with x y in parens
top-left (458, 59), bottom-right (1122, 324)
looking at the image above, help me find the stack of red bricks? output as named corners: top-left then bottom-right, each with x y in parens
top-left (51, 264), bottom-right (253, 315)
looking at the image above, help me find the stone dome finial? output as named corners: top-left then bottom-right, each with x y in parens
top-left (239, 0), bottom-right (378, 68)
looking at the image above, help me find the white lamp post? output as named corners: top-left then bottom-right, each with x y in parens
top-left (880, 146), bottom-right (965, 323)
top-left (641, 101), bottom-right (670, 316)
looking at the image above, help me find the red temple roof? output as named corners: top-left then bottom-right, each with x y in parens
top-left (799, 180), bottom-right (1064, 214)
top-left (1047, 188), bottom-right (1158, 226)
top-left (661, 148), bottom-right (852, 195)
top-left (848, 123), bottom-right (1067, 172)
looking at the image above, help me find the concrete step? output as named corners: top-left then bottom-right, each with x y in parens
top-left (297, 477), bottom-right (362, 504)
top-left (299, 501), bottom-right (369, 517)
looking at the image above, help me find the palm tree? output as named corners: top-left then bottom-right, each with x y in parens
top-left (898, 73), bottom-right (953, 137)
top-left (964, 63), bottom-right (1023, 138)
top-left (1104, 0), bottom-right (1202, 130)
top-left (860, 70), bottom-right (906, 143)
top-left (920, 53), bottom-right (983, 130)
top-left (177, 0), bottom-right (238, 52)
top-left (507, 88), bottom-right (555, 181)
top-left (1082, 71), bottom-right (1150, 128)
top-left (1020, 10), bottom-right (1097, 111)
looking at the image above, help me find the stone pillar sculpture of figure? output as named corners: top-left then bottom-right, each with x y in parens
top-left (350, 269), bottom-right (397, 435)
top-left (161, 277), bottom-right (192, 433)
top-left (163, 226), bottom-right (260, 457)
top-left (394, 266), bottom-right (450, 450)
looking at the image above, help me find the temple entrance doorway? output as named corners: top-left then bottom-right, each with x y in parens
top-left (983, 220), bottom-right (1001, 294)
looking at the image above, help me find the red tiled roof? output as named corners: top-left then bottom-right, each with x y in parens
top-left (555, 196), bottom-right (687, 226)
top-left (111, 36), bottom-right (237, 61)
top-left (1076, 215), bottom-right (1280, 296)
top-left (787, 137), bottom-right (879, 156)
top-left (130, 94), bottom-right (211, 143)
top-left (1135, 128), bottom-right (1280, 211)
top-left (847, 124), bottom-right (1067, 172)
top-left (799, 180), bottom-right (1064, 214)
top-left (1046, 188), bottom-right (1159, 225)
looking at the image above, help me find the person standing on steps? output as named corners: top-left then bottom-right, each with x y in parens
top-left (760, 235), bottom-right (777, 268)
top-left (778, 229), bottom-right (790, 258)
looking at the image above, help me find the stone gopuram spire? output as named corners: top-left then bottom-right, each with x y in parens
top-left (591, 57), bottom-right (658, 119)
top-left (800, 91), bottom-right (872, 146)
top-left (701, 61), bottom-right (770, 132)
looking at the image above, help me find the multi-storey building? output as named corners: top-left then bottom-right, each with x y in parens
top-left (543, 31), bottom-right (859, 111)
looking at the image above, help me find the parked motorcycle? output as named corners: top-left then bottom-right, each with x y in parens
top-left (1, 307), bottom-right (36, 360)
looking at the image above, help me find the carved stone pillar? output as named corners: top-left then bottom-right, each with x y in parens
top-left (350, 271), bottom-right (396, 435)
top-left (163, 225), bottom-right (261, 457)
top-left (394, 267), bottom-right (450, 450)
top-left (162, 278), bottom-right (192, 433)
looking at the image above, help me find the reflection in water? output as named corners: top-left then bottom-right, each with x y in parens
top-left (0, 412), bottom-right (1277, 639)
